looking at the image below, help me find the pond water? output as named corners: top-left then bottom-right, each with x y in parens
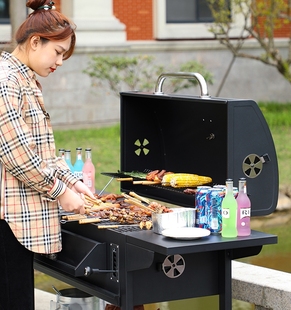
top-left (35, 213), bottom-right (290, 310)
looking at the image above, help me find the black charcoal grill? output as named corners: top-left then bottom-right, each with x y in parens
top-left (34, 73), bottom-right (278, 310)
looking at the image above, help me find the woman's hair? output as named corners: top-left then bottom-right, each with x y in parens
top-left (15, 0), bottom-right (76, 60)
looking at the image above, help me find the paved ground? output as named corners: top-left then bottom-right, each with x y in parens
top-left (35, 289), bottom-right (54, 310)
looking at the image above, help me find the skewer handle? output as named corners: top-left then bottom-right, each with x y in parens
top-left (79, 218), bottom-right (101, 224)
top-left (116, 177), bottom-right (133, 181)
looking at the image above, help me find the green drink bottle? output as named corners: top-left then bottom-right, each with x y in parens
top-left (221, 179), bottom-right (238, 238)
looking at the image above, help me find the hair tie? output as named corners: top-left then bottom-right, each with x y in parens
top-left (37, 1), bottom-right (56, 10)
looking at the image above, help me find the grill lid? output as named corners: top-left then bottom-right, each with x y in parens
top-left (119, 72), bottom-right (279, 216)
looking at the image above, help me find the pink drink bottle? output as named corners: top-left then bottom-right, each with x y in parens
top-left (82, 148), bottom-right (95, 193)
top-left (236, 178), bottom-right (251, 236)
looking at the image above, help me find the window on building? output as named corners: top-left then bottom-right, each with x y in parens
top-left (154, 0), bottom-right (243, 40)
top-left (166, 0), bottom-right (213, 23)
top-left (0, 0), bottom-right (9, 23)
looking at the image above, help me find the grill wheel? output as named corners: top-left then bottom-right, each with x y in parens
top-left (242, 154), bottom-right (263, 178)
top-left (162, 254), bottom-right (185, 278)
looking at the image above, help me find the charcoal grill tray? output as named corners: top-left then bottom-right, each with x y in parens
top-left (101, 171), bottom-right (210, 193)
top-left (101, 171), bottom-right (214, 208)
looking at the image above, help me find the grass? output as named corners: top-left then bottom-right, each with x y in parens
top-left (258, 102), bottom-right (291, 187)
top-left (53, 102), bottom-right (291, 192)
top-left (54, 124), bottom-right (121, 194)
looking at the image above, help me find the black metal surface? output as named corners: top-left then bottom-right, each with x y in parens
top-left (34, 222), bottom-right (277, 310)
top-left (120, 91), bottom-right (279, 216)
top-left (34, 230), bottom-right (107, 277)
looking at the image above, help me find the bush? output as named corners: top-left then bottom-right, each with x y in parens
top-left (84, 55), bottom-right (213, 96)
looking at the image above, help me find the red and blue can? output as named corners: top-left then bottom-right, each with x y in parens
top-left (206, 188), bottom-right (224, 234)
top-left (195, 186), bottom-right (211, 228)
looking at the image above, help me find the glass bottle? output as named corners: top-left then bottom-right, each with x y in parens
top-left (58, 148), bottom-right (65, 159)
top-left (221, 179), bottom-right (238, 238)
top-left (82, 148), bottom-right (95, 193)
top-left (64, 149), bottom-right (74, 172)
top-left (73, 147), bottom-right (84, 181)
top-left (236, 178), bottom-right (251, 236)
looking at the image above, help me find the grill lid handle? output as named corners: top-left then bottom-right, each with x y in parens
top-left (154, 72), bottom-right (210, 98)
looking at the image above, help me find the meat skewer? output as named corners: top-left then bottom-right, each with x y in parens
top-left (128, 191), bottom-right (150, 204)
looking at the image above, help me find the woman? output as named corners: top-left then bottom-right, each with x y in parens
top-left (0, 1), bottom-right (95, 309)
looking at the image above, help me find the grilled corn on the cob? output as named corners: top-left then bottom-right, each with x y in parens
top-left (162, 173), bottom-right (212, 188)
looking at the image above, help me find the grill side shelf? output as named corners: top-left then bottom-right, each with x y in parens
top-left (34, 229), bottom-right (107, 277)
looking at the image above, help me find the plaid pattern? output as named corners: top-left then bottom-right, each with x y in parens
top-left (0, 52), bottom-right (79, 254)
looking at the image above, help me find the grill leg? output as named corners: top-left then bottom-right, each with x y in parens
top-left (219, 250), bottom-right (232, 310)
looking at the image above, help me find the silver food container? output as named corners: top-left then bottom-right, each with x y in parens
top-left (50, 288), bottom-right (106, 310)
top-left (152, 207), bottom-right (196, 234)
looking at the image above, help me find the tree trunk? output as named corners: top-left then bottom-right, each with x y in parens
top-left (9, 0), bottom-right (27, 48)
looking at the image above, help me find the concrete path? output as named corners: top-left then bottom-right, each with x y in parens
top-left (35, 289), bottom-right (54, 310)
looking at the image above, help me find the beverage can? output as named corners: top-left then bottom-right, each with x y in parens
top-left (195, 186), bottom-right (211, 228)
top-left (206, 188), bottom-right (224, 234)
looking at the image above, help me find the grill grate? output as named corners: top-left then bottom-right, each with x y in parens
top-left (112, 226), bottom-right (142, 233)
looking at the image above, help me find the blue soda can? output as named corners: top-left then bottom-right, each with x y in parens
top-left (195, 186), bottom-right (211, 228)
top-left (206, 188), bottom-right (224, 234)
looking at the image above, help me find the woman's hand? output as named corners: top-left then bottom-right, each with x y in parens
top-left (71, 180), bottom-right (96, 199)
top-left (58, 187), bottom-right (86, 214)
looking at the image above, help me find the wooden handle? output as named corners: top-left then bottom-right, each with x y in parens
top-left (79, 217), bottom-right (101, 224)
top-left (123, 198), bottom-right (153, 213)
top-left (98, 225), bottom-right (119, 229)
top-left (84, 194), bottom-right (102, 205)
top-left (116, 177), bottom-right (133, 181)
top-left (62, 214), bottom-right (87, 221)
top-left (129, 191), bottom-right (150, 204)
top-left (133, 180), bottom-right (160, 185)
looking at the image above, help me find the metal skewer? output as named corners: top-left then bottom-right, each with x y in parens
top-left (98, 177), bottom-right (114, 196)
top-left (52, 285), bottom-right (62, 296)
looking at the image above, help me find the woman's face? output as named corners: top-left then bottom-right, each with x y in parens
top-left (28, 36), bottom-right (72, 77)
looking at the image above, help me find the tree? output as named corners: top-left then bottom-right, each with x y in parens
top-left (9, 0), bottom-right (27, 48)
top-left (207, 0), bottom-right (291, 84)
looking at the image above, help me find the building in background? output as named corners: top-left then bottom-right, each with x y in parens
top-left (1, 0), bottom-right (290, 44)
top-left (1, 0), bottom-right (290, 129)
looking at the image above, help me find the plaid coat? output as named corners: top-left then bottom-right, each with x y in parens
top-left (0, 51), bottom-right (78, 254)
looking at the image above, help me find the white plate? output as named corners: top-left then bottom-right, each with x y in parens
top-left (161, 227), bottom-right (210, 240)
